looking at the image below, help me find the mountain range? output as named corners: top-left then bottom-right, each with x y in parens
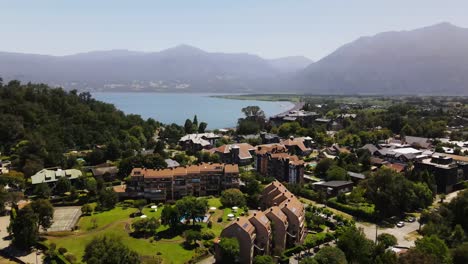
top-left (1, 22), bottom-right (467, 95)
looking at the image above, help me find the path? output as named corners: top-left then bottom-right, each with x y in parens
top-left (356, 221), bottom-right (420, 248)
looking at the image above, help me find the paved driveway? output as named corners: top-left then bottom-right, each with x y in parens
top-left (356, 221), bottom-right (421, 247)
top-left (0, 215), bottom-right (44, 264)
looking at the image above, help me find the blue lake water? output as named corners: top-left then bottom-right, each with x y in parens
top-left (93, 93), bottom-right (294, 129)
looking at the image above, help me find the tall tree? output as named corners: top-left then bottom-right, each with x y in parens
top-left (337, 227), bottom-right (374, 264)
top-left (160, 205), bottom-right (180, 232)
top-left (184, 119), bottom-right (193, 134)
top-left (30, 199), bottom-right (54, 230)
top-left (83, 236), bottom-right (140, 264)
top-left (218, 237), bottom-right (240, 264)
top-left (11, 206), bottom-right (39, 249)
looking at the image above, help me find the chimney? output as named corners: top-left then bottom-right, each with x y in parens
top-left (237, 217), bottom-right (240, 221)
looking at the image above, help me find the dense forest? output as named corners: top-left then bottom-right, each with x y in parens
top-left (0, 79), bottom-right (160, 175)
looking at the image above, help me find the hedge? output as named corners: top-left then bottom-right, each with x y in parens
top-left (327, 197), bottom-right (376, 221)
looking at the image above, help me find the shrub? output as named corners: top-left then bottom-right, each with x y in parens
top-left (201, 230), bottom-right (215, 240)
top-left (58, 247), bottom-right (68, 254)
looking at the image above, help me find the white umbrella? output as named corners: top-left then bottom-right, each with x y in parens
top-left (209, 207), bottom-right (217, 211)
top-left (227, 213), bottom-right (235, 218)
top-left (151, 205), bottom-right (157, 209)
top-left (232, 206), bottom-right (238, 211)
top-left (140, 214), bottom-right (147, 218)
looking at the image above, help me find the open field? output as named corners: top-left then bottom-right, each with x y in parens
top-left (46, 198), bottom-right (236, 264)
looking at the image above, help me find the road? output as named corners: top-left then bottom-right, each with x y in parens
top-left (0, 215), bottom-right (44, 264)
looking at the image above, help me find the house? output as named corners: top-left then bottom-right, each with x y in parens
top-left (217, 217), bottom-right (256, 264)
top-left (361, 144), bottom-right (379, 156)
top-left (314, 118), bottom-right (332, 130)
top-left (91, 166), bottom-right (119, 181)
top-left (260, 132), bottom-right (280, 144)
top-left (179, 133), bottom-right (220, 152)
top-left (164, 159), bottom-right (180, 168)
top-left (270, 110), bottom-right (319, 126)
top-left (384, 163), bottom-right (407, 173)
top-left (414, 154), bottom-right (468, 193)
top-left (31, 169), bottom-right (82, 185)
top-left (312, 181), bottom-right (354, 197)
top-left (404, 136), bottom-right (432, 149)
top-left (347, 171), bottom-right (366, 183)
top-left (209, 143), bottom-right (255, 166)
top-left (127, 163), bottom-right (240, 200)
top-left (281, 136), bottom-right (313, 156)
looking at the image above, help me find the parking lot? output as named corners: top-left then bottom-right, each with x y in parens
top-left (357, 220), bottom-right (421, 247)
top-left (47, 206), bottom-right (82, 232)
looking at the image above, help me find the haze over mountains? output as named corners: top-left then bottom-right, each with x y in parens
top-left (1, 22), bottom-right (467, 95)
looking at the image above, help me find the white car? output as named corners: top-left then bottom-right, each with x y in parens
top-left (396, 221), bottom-right (405, 228)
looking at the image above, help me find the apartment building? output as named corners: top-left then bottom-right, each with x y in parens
top-left (216, 181), bottom-right (305, 263)
top-left (255, 144), bottom-right (304, 184)
top-left (127, 163), bottom-right (239, 201)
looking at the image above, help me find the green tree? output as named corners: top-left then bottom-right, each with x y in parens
top-left (184, 119), bottom-right (194, 134)
top-left (218, 237), bottom-right (240, 264)
top-left (326, 166), bottom-right (348, 181)
top-left (414, 235), bottom-right (451, 264)
top-left (315, 158), bottom-right (334, 178)
top-left (160, 205), bottom-right (180, 232)
top-left (86, 177), bottom-right (98, 196)
top-left (452, 242), bottom-right (468, 264)
top-left (56, 176), bottom-right (72, 195)
top-left (184, 230), bottom-right (201, 246)
top-left (11, 206), bottom-right (39, 249)
top-left (198, 122), bottom-right (208, 133)
top-left (30, 199), bottom-right (54, 230)
top-left (220, 188), bottom-right (246, 208)
top-left (34, 182), bottom-right (51, 199)
top-left (313, 246), bottom-right (348, 264)
top-left (377, 233), bottom-right (397, 248)
top-left (81, 203), bottom-right (94, 216)
top-left (337, 227), bottom-right (374, 264)
top-left (175, 196), bottom-right (208, 225)
top-left (132, 217), bottom-right (159, 237)
top-left (83, 235), bottom-right (141, 264)
top-left (134, 199), bottom-right (147, 214)
top-left (98, 189), bottom-right (118, 211)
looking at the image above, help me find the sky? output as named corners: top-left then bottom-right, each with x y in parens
top-left (1, 0), bottom-right (467, 61)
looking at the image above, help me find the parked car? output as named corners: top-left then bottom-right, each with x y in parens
top-left (396, 221), bottom-right (405, 228)
top-left (406, 216), bottom-right (416, 222)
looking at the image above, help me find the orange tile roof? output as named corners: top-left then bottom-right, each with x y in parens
top-left (130, 163), bottom-right (239, 178)
top-left (226, 217), bottom-right (256, 236)
top-left (281, 138), bottom-right (311, 152)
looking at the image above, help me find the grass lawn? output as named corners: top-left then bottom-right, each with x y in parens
top-left (47, 205), bottom-right (195, 264)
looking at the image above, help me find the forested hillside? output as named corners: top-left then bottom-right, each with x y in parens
top-left (0, 79), bottom-right (160, 175)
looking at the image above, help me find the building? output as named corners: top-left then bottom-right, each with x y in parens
top-left (312, 181), bottom-right (354, 197)
top-left (270, 110), bottom-right (319, 126)
top-left (91, 165), bottom-right (119, 181)
top-left (281, 136), bottom-right (313, 156)
top-left (404, 136), bottom-right (432, 149)
top-left (209, 143), bottom-right (255, 166)
top-left (217, 181), bottom-right (305, 263)
top-left (179, 133), bottom-right (220, 152)
top-left (255, 146), bottom-right (304, 184)
top-left (127, 163), bottom-right (239, 200)
top-left (414, 155), bottom-right (468, 193)
top-left (260, 132), bottom-right (280, 144)
top-left (218, 217), bottom-right (256, 264)
top-left (248, 211), bottom-right (272, 255)
top-left (31, 169), bottom-right (82, 185)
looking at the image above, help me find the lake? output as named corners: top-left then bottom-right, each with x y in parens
top-left (92, 93), bottom-right (294, 129)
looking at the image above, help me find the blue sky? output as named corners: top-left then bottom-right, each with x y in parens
top-left (1, 0), bottom-right (467, 60)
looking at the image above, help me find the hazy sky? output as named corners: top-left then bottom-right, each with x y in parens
top-left (1, 0), bottom-right (467, 60)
